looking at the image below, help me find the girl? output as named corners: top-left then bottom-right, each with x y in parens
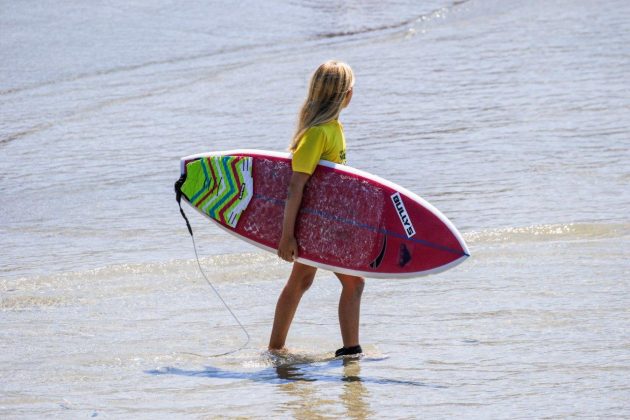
top-left (269, 61), bottom-right (364, 357)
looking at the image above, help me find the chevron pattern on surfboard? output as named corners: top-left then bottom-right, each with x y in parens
top-left (181, 156), bottom-right (253, 228)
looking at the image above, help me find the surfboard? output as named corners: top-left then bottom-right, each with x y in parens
top-left (176, 149), bottom-right (469, 279)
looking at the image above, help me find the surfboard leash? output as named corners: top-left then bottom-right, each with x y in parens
top-left (175, 174), bottom-right (251, 358)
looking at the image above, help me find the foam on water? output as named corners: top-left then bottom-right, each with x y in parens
top-left (4, 220), bottom-right (625, 298)
top-left (465, 222), bottom-right (630, 244)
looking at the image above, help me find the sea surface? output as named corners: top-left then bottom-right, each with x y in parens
top-left (1, 0), bottom-right (629, 418)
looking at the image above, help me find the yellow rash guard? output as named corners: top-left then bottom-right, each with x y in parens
top-left (291, 120), bottom-right (346, 175)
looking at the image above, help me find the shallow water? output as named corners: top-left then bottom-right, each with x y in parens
top-left (1, 0), bottom-right (629, 418)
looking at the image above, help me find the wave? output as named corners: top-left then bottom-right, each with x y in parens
top-left (464, 222), bottom-right (629, 245)
top-left (2, 252), bottom-right (286, 285)
top-left (1, 0), bottom-right (468, 100)
top-left (316, 0), bottom-right (470, 39)
top-left (3, 222), bottom-right (624, 307)
top-left (0, 252), bottom-right (289, 311)
top-left (0, 295), bottom-right (68, 311)
top-left (0, 43), bottom-right (263, 98)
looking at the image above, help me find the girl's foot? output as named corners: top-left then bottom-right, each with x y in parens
top-left (335, 345), bottom-right (363, 357)
top-left (268, 347), bottom-right (290, 355)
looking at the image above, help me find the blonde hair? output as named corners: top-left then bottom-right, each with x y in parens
top-left (289, 60), bottom-right (355, 152)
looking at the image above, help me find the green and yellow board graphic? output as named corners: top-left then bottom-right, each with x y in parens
top-left (181, 156), bottom-right (253, 228)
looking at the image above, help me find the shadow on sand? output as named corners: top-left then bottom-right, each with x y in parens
top-left (146, 357), bottom-right (444, 388)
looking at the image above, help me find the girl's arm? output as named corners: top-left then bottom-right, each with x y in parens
top-left (277, 171), bottom-right (311, 262)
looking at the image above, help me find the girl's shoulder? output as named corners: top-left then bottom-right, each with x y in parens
top-left (311, 120), bottom-right (342, 133)
top-left (316, 119), bottom-right (341, 127)
top-left (303, 124), bottom-right (325, 138)
top-left (301, 120), bottom-right (342, 143)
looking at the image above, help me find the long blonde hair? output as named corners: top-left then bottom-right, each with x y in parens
top-left (289, 61), bottom-right (355, 152)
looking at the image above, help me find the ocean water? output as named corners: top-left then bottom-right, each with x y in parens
top-left (1, 0), bottom-right (629, 418)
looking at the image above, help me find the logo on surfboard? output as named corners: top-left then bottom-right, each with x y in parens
top-left (391, 192), bottom-right (416, 238)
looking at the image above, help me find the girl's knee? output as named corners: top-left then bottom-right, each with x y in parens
top-left (284, 275), bottom-right (313, 296)
top-left (353, 277), bottom-right (365, 295)
top-left (288, 264), bottom-right (316, 293)
top-left (338, 275), bottom-right (365, 295)
top-left (298, 275), bottom-right (314, 292)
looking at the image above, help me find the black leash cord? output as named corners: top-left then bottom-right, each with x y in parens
top-left (175, 174), bottom-right (250, 358)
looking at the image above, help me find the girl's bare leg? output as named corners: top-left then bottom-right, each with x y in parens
top-left (268, 262), bottom-right (317, 350)
top-left (335, 273), bottom-right (365, 347)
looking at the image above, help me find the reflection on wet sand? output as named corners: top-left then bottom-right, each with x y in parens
top-left (276, 364), bottom-right (330, 418)
top-left (146, 353), bottom-right (435, 417)
top-left (274, 357), bottom-right (372, 418)
top-left (340, 359), bottom-right (373, 419)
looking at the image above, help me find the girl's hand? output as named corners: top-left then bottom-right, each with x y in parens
top-left (277, 171), bottom-right (310, 263)
top-left (278, 234), bottom-right (298, 262)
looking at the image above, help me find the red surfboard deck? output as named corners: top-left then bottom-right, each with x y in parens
top-left (179, 150), bottom-right (469, 278)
